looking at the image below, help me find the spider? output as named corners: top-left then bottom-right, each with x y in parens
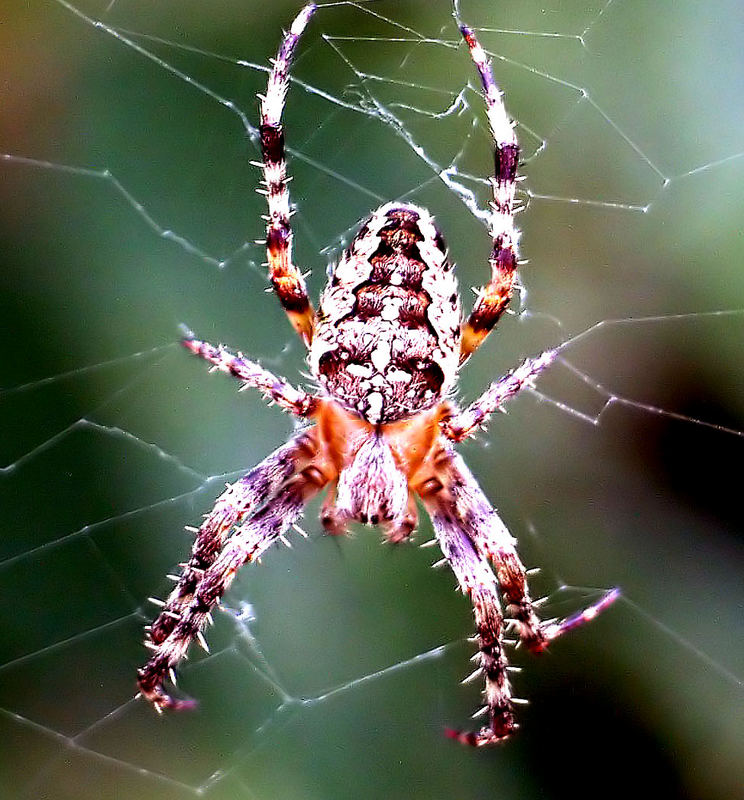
top-left (137, 2), bottom-right (618, 746)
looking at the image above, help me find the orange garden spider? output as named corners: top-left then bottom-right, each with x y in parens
top-left (138, 2), bottom-right (617, 746)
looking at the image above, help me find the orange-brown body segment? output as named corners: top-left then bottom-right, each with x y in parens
top-left (307, 398), bottom-right (451, 539)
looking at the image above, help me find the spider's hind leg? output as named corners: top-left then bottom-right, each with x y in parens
top-left (456, 16), bottom-right (521, 363)
top-left (259, 3), bottom-right (318, 346)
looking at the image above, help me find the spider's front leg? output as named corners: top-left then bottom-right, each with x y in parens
top-left (430, 506), bottom-right (517, 745)
top-left (423, 454), bottom-right (524, 745)
top-left (145, 429), bottom-right (317, 650)
top-left (259, 3), bottom-right (318, 345)
top-left (138, 464), bottom-right (327, 711)
top-left (422, 444), bottom-right (618, 744)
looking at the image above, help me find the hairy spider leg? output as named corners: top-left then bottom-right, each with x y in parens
top-left (144, 430), bottom-right (316, 651)
top-left (429, 506), bottom-right (518, 745)
top-left (423, 444), bottom-right (618, 745)
top-left (181, 334), bottom-right (317, 417)
top-left (138, 465), bottom-right (326, 711)
top-left (457, 18), bottom-right (521, 362)
top-left (259, 3), bottom-right (318, 345)
top-left (538, 587), bottom-right (621, 647)
top-left (443, 349), bottom-right (557, 442)
top-left (138, 330), bottom-right (320, 705)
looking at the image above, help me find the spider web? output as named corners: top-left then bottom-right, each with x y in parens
top-left (2, 1), bottom-right (743, 798)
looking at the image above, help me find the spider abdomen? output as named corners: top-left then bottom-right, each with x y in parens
top-left (310, 203), bottom-right (462, 424)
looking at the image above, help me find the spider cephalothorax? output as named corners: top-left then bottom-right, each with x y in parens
top-left (137, 2), bottom-right (617, 746)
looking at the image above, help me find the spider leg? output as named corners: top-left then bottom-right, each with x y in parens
top-left (259, 3), bottom-right (318, 346)
top-left (456, 15), bottom-right (521, 363)
top-left (442, 349), bottom-right (556, 442)
top-left (145, 429), bottom-right (317, 649)
top-left (182, 332), bottom-right (316, 418)
top-left (425, 488), bottom-right (517, 745)
top-left (428, 446), bottom-right (549, 650)
top-left (138, 463), bottom-right (326, 711)
top-left (422, 443), bottom-right (618, 744)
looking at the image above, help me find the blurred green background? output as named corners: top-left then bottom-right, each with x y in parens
top-left (1, 1), bottom-right (743, 798)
